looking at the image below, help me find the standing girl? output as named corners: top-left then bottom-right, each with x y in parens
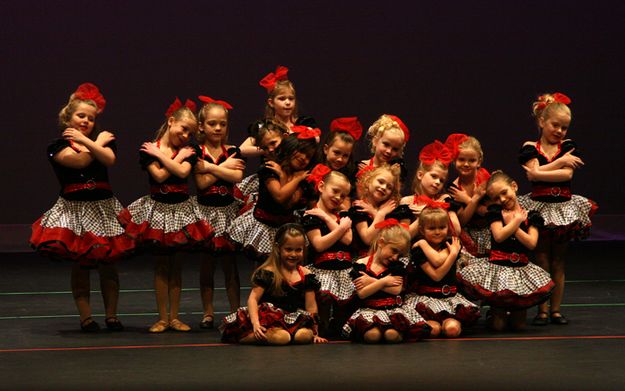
top-left (403, 207), bottom-right (480, 338)
top-left (400, 140), bottom-right (460, 238)
top-left (119, 98), bottom-right (214, 333)
top-left (519, 93), bottom-right (597, 325)
top-left (357, 114), bottom-right (409, 183)
top-left (192, 96), bottom-right (245, 329)
top-left (302, 168), bottom-right (353, 336)
top-left (456, 171), bottom-right (554, 331)
top-left (227, 131), bottom-right (318, 263)
top-left (343, 220), bottom-right (431, 343)
top-left (30, 83), bottom-right (134, 331)
top-left (220, 224), bottom-right (327, 345)
top-left (444, 133), bottom-right (492, 258)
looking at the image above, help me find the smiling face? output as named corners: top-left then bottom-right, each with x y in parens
top-left (167, 115), bottom-right (196, 147)
top-left (417, 165), bottom-right (448, 197)
top-left (68, 102), bottom-right (97, 136)
top-left (268, 87), bottom-right (296, 120)
top-left (454, 148), bottom-right (481, 179)
top-left (199, 106), bottom-right (228, 144)
top-left (324, 138), bottom-right (353, 170)
top-left (372, 129), bottom-right (404, 164)
top-left (318, 175), bottom-right (351, 212)
top-left (487, 179), bottom-right (519, 211)
top-left (290, 149), bottom-right (312, 171)
top-left (260, 129), bottom-right (284, 153)
top-left (368, 170), bottom-right (395, 204)
top-left (279, 234), bottom-right (306, 269)
top-left (539, 108), bottom-right (571, 145)
top-left (375, 238), bottom-right (404, 266)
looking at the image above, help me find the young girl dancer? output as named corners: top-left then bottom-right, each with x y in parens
top-left (192, 96), bottom-right (245, 329)
top-left (227, 131), bottom-right (318, 263)
top-left (119, 98), bottom-right (214, 333)
top-left (400, 140), bottom-right (460, 238)
top-left (456, 171), bottom-right (554, 331)
top-left (220, 224), bottom-right (327, 345)
top-left (343, 220), bottom-right (430, 343)
top-left (403, 207), bottom-right (480, 338)
top-left (302, 168), bottom-right (353, 336)
top-left (31, 83), bottom-right (134, 332)
top-left (358, 114), bottom-right (409, 182)
top-left (518, 93), bottom-right (597, 325)
top-left (444, 133), bottom-right (492, 258)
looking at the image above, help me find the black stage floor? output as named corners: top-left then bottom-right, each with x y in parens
top-left (1, 241), bottom-right (624, 390)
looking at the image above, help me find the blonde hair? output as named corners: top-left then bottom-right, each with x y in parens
top-left (196, 102), bottom-right (229, 144)
top-left (411, 160), bottom-right (449, 195)
top-left (457, 136), bottom-right (484, 163)
top-left (321, 170), bottom-right (350, 189)
top-left (265, 81), bottom-right (299, 121)
top-left (370, 224), bottom-right (411, 257)
top-left (255, 224), bottom-right (307, 296)
top-left (357, 164), bottom-right (402, 204)
top-left (418, 208), bottom-right (450, 237)
top-left (154, 106), bottom-right (198, 141)
top-left (532, 93), bottom-right (572, 128)
top-left (486, 170), bottom-right (515, 192)
top-left (367, 115), bottom-right (406, 155)
top-left (58, 98), bottom-right (99, 135)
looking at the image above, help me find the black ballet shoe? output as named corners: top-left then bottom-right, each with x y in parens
top-left (532, 312), bottom-right (549, 326)
top-left (80, 317), bottom-right (100, 332)
top-left (199, 315), bottom-right (214, 329)
top-left (550, 311), bottom-right (569, 325)
top-left (105, 317), bottom-right (124, 331)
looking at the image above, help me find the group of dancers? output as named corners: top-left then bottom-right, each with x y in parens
top-left (30, 66), bottom-right (597, 344)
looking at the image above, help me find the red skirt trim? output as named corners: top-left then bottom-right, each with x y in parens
top-left (457, 277), bottom-right (555, 309)
top-left (415, 302), bottom-right (481, 325)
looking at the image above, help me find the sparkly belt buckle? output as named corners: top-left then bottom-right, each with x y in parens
top-left (86, 179), bottom-right (96, 190)
top-left (510, 253), bottom-right (520, 263)
top-left (441, 285), bottom-right (452, 296)
top-left (336, 251), bottom-right (345, 260)
top-left (550, 187), bottom-right (561, 197)
top-left (218, 186), bottom-right (229, 196)
top-left (395, 296), bottom-right (403, 305)
top-left (160, 185), bottom-right (170, 194)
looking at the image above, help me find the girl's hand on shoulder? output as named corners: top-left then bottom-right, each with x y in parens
top-left (522, 164), bottom-right (539, 181)
top-left (379, 199), bottom-right (397, 215)
top-left (294, 169), bottom-right (310, 181)
top-left (409, 202), bottom-right (426, 217)
top-left (96, 131), bottom-right (115, 146)
top-left (252, 323), bottom-right (267, 341)
top-left (62, 128), bottom-right (89, 145)
top-left (140, 141), bottom-right (161, 157)
top-left (357, 161), bottom-right (368, 171)
top-left (175, 146), bottom-right (195, 161)
top-left (515, 209), bottom-right (528, 223)
top-left (384, 275), bottom-right (403, 287)
top-left (354, 271), bottom-right (375, 290)
top-left (412, 239), bottom-right (425, 249)
top-left (220, 153), bottom-right (245, 171)
top-left (338, 216), bottom-right (352, 230)
top-left (264, 161), bottom-right (285, 180)
top-left (449, 187), bottom-right (471, 204)
top-left (557, 149), bottom-right (584, 169)
top-left (501, 209), bottom-right (515, 225)
top-left (313, 335), bottom-right (328, 344)
top-left (352, 199), bottom-right (374, 216)
top-left (446, 236), bottom-right (461, 256)
top-left (304, 207), bottom-right (329, 220)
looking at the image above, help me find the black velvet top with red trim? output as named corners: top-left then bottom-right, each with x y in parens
top-left (255, 165), bottom-right (308, 220)
top-left (192, 144), bottom-right (244, 206)
top-left (349, 204), bottom-right (412, 256)
top-left (253, 267), bottom-right (320, 313)
top-left (139, 143), bottom-right (198, 204)
top-left (407, 245), bottom-right (457, 290)
top-left (518, 140), bottom-right (579, 202)
top-left (301, 213), bottom-right (352, 269)
top-left (47, 138), bottom-right (114, 201)
top-left (487, 204), bottom-right (544, 257)
top-left (349, 259), bottom-right (406, 302)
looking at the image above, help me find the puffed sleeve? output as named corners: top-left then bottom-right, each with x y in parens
top-left (486, 204), bottom-right (503, 224)
top-left (139, 149), bottom-right (157, 170)
top-left (227, 146), bottom-right (247, 163)
top-left (252, 269), bottom-right (274, 289)
top-left (388, 261), bottom-right (407, 276)
top-left (518, 144), bottom-right (539, 165)
top-left (301, 214), bottom-right (324, 232)
top-left (190, 143), bottom-right (203, 159)
top-left (183, 149), bottom-right (198, 167)
top-left (527, 210), bottom-right (545, 229)
top-left (349, 262), bottom-right (367, 280)
top-left (388, 157), bottom-right (407, 183)
top-left (348, 205), bottom-right (370, 223)
top-left (258, 164), bottom-right (279, 182)
top-left (247, 119), bottom-right (264, 138)
top-left (296, 116), bottom-right (318, 128)
top-left (387, 204), bottom-right (413, 221)
top-left (303, 273), bottom-right (321, 291)
top-left (47, 138), bottom-right (71, 160)
top-left (410, 246), bottom-right (427, 266)
top-left (561, 140), bottom-right (580, 157)
top-left (443, 195), bottom-right (463, 213)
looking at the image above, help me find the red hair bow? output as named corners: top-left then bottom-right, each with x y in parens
top-left (74, 83), bottom-right (106, 113)
top-left (419, 140), bottom-right (452, 166)
top-left (165, 97), bottom-right (196, 118)
top-left (387, 115), bottom-right (410, 142)
top-left (444, 133), bottom-right (469, 160)
top-left (198, 95), bottom-right (233, 110)
top-left (259, 65), bottom-right (289, 92)
top-left (355, 164), bottom-right (374, 179)
top-left (535, 92), bottom-right (572, 112)
top-left (330, 117), bottom-right (363, 140)
top-left (374, 218), bottom-right (409, 230)
top-left (413, 195), bottom-right (450, 210)
top-left (293, 126), bottom-right (321, 140)
top-left (306, 164), bottom-right (332, 191)
top-left (475, 167), bottom-right (491, 186)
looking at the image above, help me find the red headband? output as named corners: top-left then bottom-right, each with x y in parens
top-left (413, 195), bottom-right (450, 210)
top-left (387, 115), bottom-right (410, 142)
top-left (165, 97), bottom-right (196, 118)
top-left (259, 65), bottom-right (289, 93)
top-left (374, 218), bottom-right (409, 230)
top-left (74, 83), bottom-right (106, 113)
top-left (292, 126), bottom-right (321, 140)
top-left (198, 95), bottom-right (233, 110)
top-left (330, 117), bottom-right (362, 140)
top-left (306, 164), bottom-right (332, 192)
top-left (419, 140), bottom-right (452, 166)
top-left (535, 92), bottom-right (572, 112)
top-left (444, 133), bottom-right (469, 160)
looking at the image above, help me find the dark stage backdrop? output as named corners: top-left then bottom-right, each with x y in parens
top-left (2, 1), bottom-right (624, 225)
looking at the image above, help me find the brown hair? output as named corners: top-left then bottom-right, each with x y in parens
top-left (417, 207), bottom-right (450, 237)
top-left (411, 161), bottom-right (449, 195)
top-left (196, 103), bottom-right (229, 144)
top-left (264, 81), bottom-right (299, 122)
top-left (370, 224), bottom-right (411, 257)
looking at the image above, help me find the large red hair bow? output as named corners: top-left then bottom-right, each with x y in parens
top-left (374, 218), bottom-right (409, 230)
top-left (74, 83), bottom-right (106, 113)
top-left (259, 65), bottom-right (289, 92)
top-left (444, 133), bottom-right (469, 160)
top-left (475, 167), bottom-right (491, 186)
top-left (413, 195), bottom-right (450, 209)
top-left (419, 140), bottom-right (452, 166)
top-left (198, 95), bottom-right (233, 110)
top-left (306, 164), bottom-right (332, 192)
top-left (387, 114), bottom-right (410, 142)
top-left (330, 117), bottom-right (362, 140)
top-left (165, 97), bottom-right (196, 118)
top-left (292, 126), bottom-right (321, 140)
top-left (535, 92), bottom-right (572, 112)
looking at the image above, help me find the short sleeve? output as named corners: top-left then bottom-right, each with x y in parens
top-left (443, 195), bottom-right (463, 213)
top-left (387, 204), bottom-right (413, 221)
top-left (348, 205), bottom-right (370, 223)
top-left (47, 138), bottom-right (71, 160)
top-left (301, 214), bottom-right (324, 232)
top-left (252, 269), bottom-right (274, 289)
top-left (303, 273), bottom-right (321, 291)
top-left (139, 150), bottom-right (157, 170)
top-left (296, 116), bottom-right (317, 128)
top-left (349, 262), bottom-right (366, 280)
top-left (528, 210), bottom-right (545, 229)
top-left (410, 247), bottom-right (427, 266)
top-left (388, 261), bottom-right (407, 276)
top-left (561, 140), bottom-right (579, 157)
top-left (518, 144), bottom-right (539, 165)
top-left (258, 165), bottom-right (279, 182)
top-left (183, 150), bottom-right (198, 167)
top-left (486, 204), bottom-right (503, 224)
top-left (227, 146), bottom-right (247, 163)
